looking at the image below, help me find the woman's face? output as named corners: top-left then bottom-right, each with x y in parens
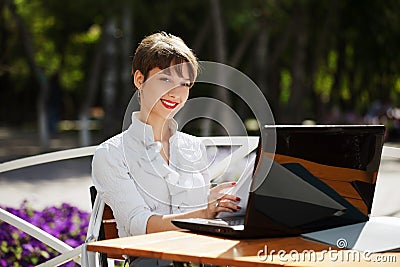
top-left (135, 63), bottom-right (193, 121)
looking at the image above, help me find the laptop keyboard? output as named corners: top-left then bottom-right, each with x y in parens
top-left (184, 217), bottom-right (245, 227)
top-left (223, 217), bottom-right (245, 226)
top-left (205, 217), bottom-right (244, 226)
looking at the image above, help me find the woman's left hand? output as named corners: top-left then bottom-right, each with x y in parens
top-left (205, 182), bottom-right (241, 218)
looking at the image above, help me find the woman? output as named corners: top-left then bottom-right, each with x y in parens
top-left (92, 32), bottom-right (240, 266)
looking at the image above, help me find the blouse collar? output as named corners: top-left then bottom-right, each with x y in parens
top-left (126, 112), bottom-right (187, 197)
top-left (124, 112), bottom-right (208, 200)
top-left (128, 112), bottom-right (178, 146)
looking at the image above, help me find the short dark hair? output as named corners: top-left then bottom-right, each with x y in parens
top-left (132, 32), bottom-right (198, 85)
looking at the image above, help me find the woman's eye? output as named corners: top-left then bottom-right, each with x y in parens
top-left (182, 82), bottom-right (192, 88)
top-left (160, 77), bottom-right (170, 82)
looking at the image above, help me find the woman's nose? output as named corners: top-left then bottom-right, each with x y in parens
top-left (167, 86), bottom-right (181, 98)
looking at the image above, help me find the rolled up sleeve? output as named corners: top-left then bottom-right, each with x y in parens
top-left (92, 143), bottom-right (157, 236)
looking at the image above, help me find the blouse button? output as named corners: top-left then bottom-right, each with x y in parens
top-left (154, 142), bottom-right (162, 152)
top-left (146, 142), bottom-right (162, 153)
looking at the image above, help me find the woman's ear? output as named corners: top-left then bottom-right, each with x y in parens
top-left (133, 70), bottom-right (144, 89)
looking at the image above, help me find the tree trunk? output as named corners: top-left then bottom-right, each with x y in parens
top-left (7, 0), bottom-right (50, 150)
top-left (286, 7), bottom-right (308, 123)
top-left (102, 18), bottom-right (119, 138)
top-left (255, 18), bottom-right (269, 105)
top-left (192, 17), bottom-right (211, 55)
top-left (120, 0), bottom-right (134, 124)
top-left (204, 0), bottom-right (236, 136)
top-left (312, 1), bottom-right (337, 122)
top-left (229, 29), bottom-right (255, 68)
top-left (79, 24), bottom-right (106, 146)
top-left (266, 10), bottom-right (297, 122)
top-left (210, 0), bottom-right (227, 64)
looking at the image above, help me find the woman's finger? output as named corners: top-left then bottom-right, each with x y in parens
top-left (216, 207), bottom-right (235, 213)
top-left (217, 200), bottom-right (241, 212)
top-left (212, 181), bottom-right (237, 193)
top-left (217, 193), bottom-right (240, 202)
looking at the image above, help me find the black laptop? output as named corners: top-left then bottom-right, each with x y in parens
top-left (172, 125), bottom-right (386, 238)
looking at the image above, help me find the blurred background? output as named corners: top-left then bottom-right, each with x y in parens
top-left (1, 0), bottom-right (400, 161)
top-left (1, 2), bottom-right (400, 265)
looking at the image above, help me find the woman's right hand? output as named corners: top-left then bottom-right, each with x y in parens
top-left (205, 182), bottom-right (241, 218)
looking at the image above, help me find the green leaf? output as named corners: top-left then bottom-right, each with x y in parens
top-left (31, 255), bottom-right (39, 265)
top-left (41, 250), bottom-right (50, 259)
top-left (1, 241), bottom-right (9, 253)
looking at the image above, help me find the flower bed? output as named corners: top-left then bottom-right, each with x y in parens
top-left (0, 201), bottom-right (89, 267)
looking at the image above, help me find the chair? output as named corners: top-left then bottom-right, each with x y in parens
top-left (0, 146), bottom-right (97, 267)
top-left (0, 208), bottom-right (83, 267)
top-left (87, 186), bottom-right (121, 267)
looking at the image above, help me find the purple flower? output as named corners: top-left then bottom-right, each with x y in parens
top-left (0, 201), bottom-right (89, 266)
top-left (64, 238), bottom-right (80, 248)
top-left (22, 243), bottom-right (34, 252)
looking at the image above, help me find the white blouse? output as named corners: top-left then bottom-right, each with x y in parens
top-left (92, 113), bottom-right (210, 237)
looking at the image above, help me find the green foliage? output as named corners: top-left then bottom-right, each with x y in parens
top-left (280, 69), bottom-right (291, 104)
top-left (72, 24), bottom-right (101, 44)
top-left (2, 0), bottom-right (400, 127)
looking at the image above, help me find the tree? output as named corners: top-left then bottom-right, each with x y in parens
top-left (2, 0), bottom-right (400, 150)
top-left (6, 0), bottom-right (50, 150)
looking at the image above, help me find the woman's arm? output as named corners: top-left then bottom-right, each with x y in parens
top-left (92, 143), bottom-right (159, 236)
top-left (147, 182), bottom-right (241, 233)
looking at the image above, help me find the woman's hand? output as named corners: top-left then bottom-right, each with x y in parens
top-left (205, 182), bottom-right (241, 218)
top-left (148, 181), bottom-right (242, 232)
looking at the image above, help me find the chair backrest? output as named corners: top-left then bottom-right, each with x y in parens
top-left (0, 146), bottom-right (97, 267)
top-left (89, 185), bottom-right (122, 264)
top-left (90, 186), bottom-right (118, 240)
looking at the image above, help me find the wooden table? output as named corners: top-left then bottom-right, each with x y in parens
top-left (86, 230), bottom-right (399, 266)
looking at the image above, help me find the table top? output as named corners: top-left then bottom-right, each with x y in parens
top-left (86, 230), bottom-right (399, 266)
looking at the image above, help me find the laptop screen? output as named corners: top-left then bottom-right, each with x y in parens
top-left (246, 125), bottom-right (385, 236)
